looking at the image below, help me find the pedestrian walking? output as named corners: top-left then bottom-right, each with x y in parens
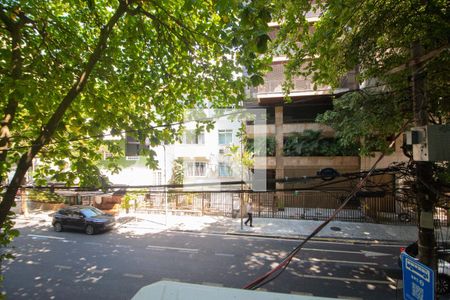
top-left (244, 201), bottom-right (253, 227)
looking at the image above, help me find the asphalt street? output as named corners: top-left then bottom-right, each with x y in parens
top-left (1, 225), bottom-right (404, 300)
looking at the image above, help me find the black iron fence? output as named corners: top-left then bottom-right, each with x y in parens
top-left (131, 190), bottom-right (449, 226)
top-left (15, 188), bottom-right (449, 226)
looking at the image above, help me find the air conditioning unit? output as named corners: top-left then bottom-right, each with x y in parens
top-left (219, 149), bottom-right (225, 154)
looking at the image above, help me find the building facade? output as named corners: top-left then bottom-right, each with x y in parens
top-left (103, 111), bottom-right (245, 190)
top-left (246, 16), bottom-right (360, 192)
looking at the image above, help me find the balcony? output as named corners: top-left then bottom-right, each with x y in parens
top-left (254, 156), bottom-right (360, 170)
top-left (246, 123), bottom-right (334, 138)
top-left (255, 63), bottom-right (332, 102)
top-left (253, 59), bottom-right (357, 103)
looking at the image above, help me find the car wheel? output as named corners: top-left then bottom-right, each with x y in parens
top-left (85, 225), bottom-right (95, 235)
top-left (54, 222), bottom-right (63, 232)
top-left (437, 275), bottom-right (450, 295)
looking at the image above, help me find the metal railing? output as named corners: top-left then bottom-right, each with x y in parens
top-left (131, 190), bottom-right (442, 225)
top-left (16, 189), bottom-right (449, 226)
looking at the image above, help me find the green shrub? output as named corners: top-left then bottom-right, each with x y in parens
top-left (284, 130), bottom-right (359, 156)
top-left (28, 190), bottom-right (66, 203)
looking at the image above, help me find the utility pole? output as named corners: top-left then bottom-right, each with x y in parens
top-left (163, 144), bottom-right (168, 226)
top-left (411, 41), bottom-right (437, 273)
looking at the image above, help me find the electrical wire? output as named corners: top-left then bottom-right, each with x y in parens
top-left (242, 120), bottom-right (410, 290)
top-left (9, 166), bottom-right (400, 192)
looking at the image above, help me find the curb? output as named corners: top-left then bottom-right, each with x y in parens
top-left (167, 228), bottom-right (413, 245)
top-left (14, 213), bottom-right (416, 245)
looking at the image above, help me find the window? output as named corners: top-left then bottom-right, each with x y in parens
top-left (218, 129), bottom-right (233, 145)
top-left (125, 156), bottom-right (140, 161)
top-left (185, 161), bottom-right (206, 177)
top-left (157, 171), bottom-right (162, 185)
top-left (80, 208), bottom-right (101, 218)
top-left (218, 162), bottom-right (232, 177)
top-left (102, 150), bottom-right (113, 160)
top-left (183, 130), bottom-right (205, 144)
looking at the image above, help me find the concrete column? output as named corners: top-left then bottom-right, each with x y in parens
top-left (275, 106), bottom-right (284, 190)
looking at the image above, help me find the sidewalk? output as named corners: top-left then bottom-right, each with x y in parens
top-left (13, 210), bottom-right (418, 243)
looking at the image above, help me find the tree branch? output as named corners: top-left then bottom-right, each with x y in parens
top-left (387, 44), bottom-right (450, 75)
top-left (0, 5), bottom-right (14, 31)
top-left (135, 5), bottom-right (193, 51)
top-left (0, 0), bottom-right (132, 227)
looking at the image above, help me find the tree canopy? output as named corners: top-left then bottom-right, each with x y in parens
top-left (0, 0), bottom-right (271, 228)
top-left (270, 0), bottom-right (449, 153)
top-left (268, 0), bottom-right (449, 269)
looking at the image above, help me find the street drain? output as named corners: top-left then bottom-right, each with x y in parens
top-left (330, 226), bottom-right (341, 231)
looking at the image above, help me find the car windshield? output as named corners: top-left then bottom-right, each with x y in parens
top-left (80, 208), bottom-right (103, 218)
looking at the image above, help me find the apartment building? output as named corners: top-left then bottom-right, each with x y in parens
top-left (103, 111), bottom-right (244, 190)
top-left (246, 11), bottom-right (407, 202)
top-left (245, 16), bottom-right (360, 192)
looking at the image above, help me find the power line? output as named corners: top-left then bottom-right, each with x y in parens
top-left (242, 120), bottom-right (410, 290)
top-left (11, 166), bottom-right (403, 193)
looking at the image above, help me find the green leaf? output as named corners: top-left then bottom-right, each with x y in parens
top-left (250, 74), bottom-right (265, 87)
top-left (256, 34), bottom-right (271, 53)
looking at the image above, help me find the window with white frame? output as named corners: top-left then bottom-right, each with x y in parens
top-left (102, 150), bottom-right (113, 160)
top-left (157, 171), bottom-right (162, 185)
top-left (125, 156), bottom-right (140, 161)
top-left (185, 161), bottom-right (206, 177)
top-left (218, 129), bottom-right (233, 145)
top-left (183, 130), bottom-right (205, 144)
top-left (218, 162), bottom-right (232, 177)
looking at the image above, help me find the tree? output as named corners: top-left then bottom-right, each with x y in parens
top-left (269, 0), bottom-right (449, 268)
top-left (0, 0), bottom-right (271, 255)
top-left (168, 158), bottom-right (184, 186)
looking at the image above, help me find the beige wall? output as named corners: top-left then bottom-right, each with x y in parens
top-left (254, 156), bottom-right (359, 170)
top-left (246, 123), bottom-right (334, 138)
top-left (360, 136), bottom-right (409, 170)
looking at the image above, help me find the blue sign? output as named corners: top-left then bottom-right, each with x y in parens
top-left (402, 252), bottom-right (434, 300)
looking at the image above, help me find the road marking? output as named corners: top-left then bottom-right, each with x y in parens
top-left (168, 230), bottom-right (401, 247)
top-left (294, 274), bottom-right (393, 285)
top-left (28, 234), bottom-right (65, 240)
top-left (215, 253), bottom-right (235, 257)
top-left (84, 242), bottom-right (103, 246)
top-left (61, 239), bottom-right (76, 243)
top-left (369, 243), bottom-right (406, 248)
top-left (123, 273), bottom-right (144, 279)
top-left (302, 248), bottom-right (390, 257)
top-left (115, 244), bottom-right (131, 248)
top-left (55, 265), bottom-right (72, 270)
top-left (307, 258), bottom-right (378, 266)
top-left (291, 291), bottom-right (313, 296)
top-left (360, 250), bottom-right (391, 257)
top-left (146, 245), bottom-right (199, 253)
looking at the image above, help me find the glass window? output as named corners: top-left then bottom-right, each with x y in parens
top-left (184, 130), bottom-right (205, 144)
top-left (157, 171), bottom-right (162, 185)
top-left (218, 129), bottom-right (233, 145)
top-left (185, 161), bottom-right (206, 177)
top-left (80, 208), bottom-right (102, 218)
top-left (218, 162), bottom-right (232, 177)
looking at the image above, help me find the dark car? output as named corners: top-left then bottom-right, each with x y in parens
top-left (52, 206), bottom-right (115, 235)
